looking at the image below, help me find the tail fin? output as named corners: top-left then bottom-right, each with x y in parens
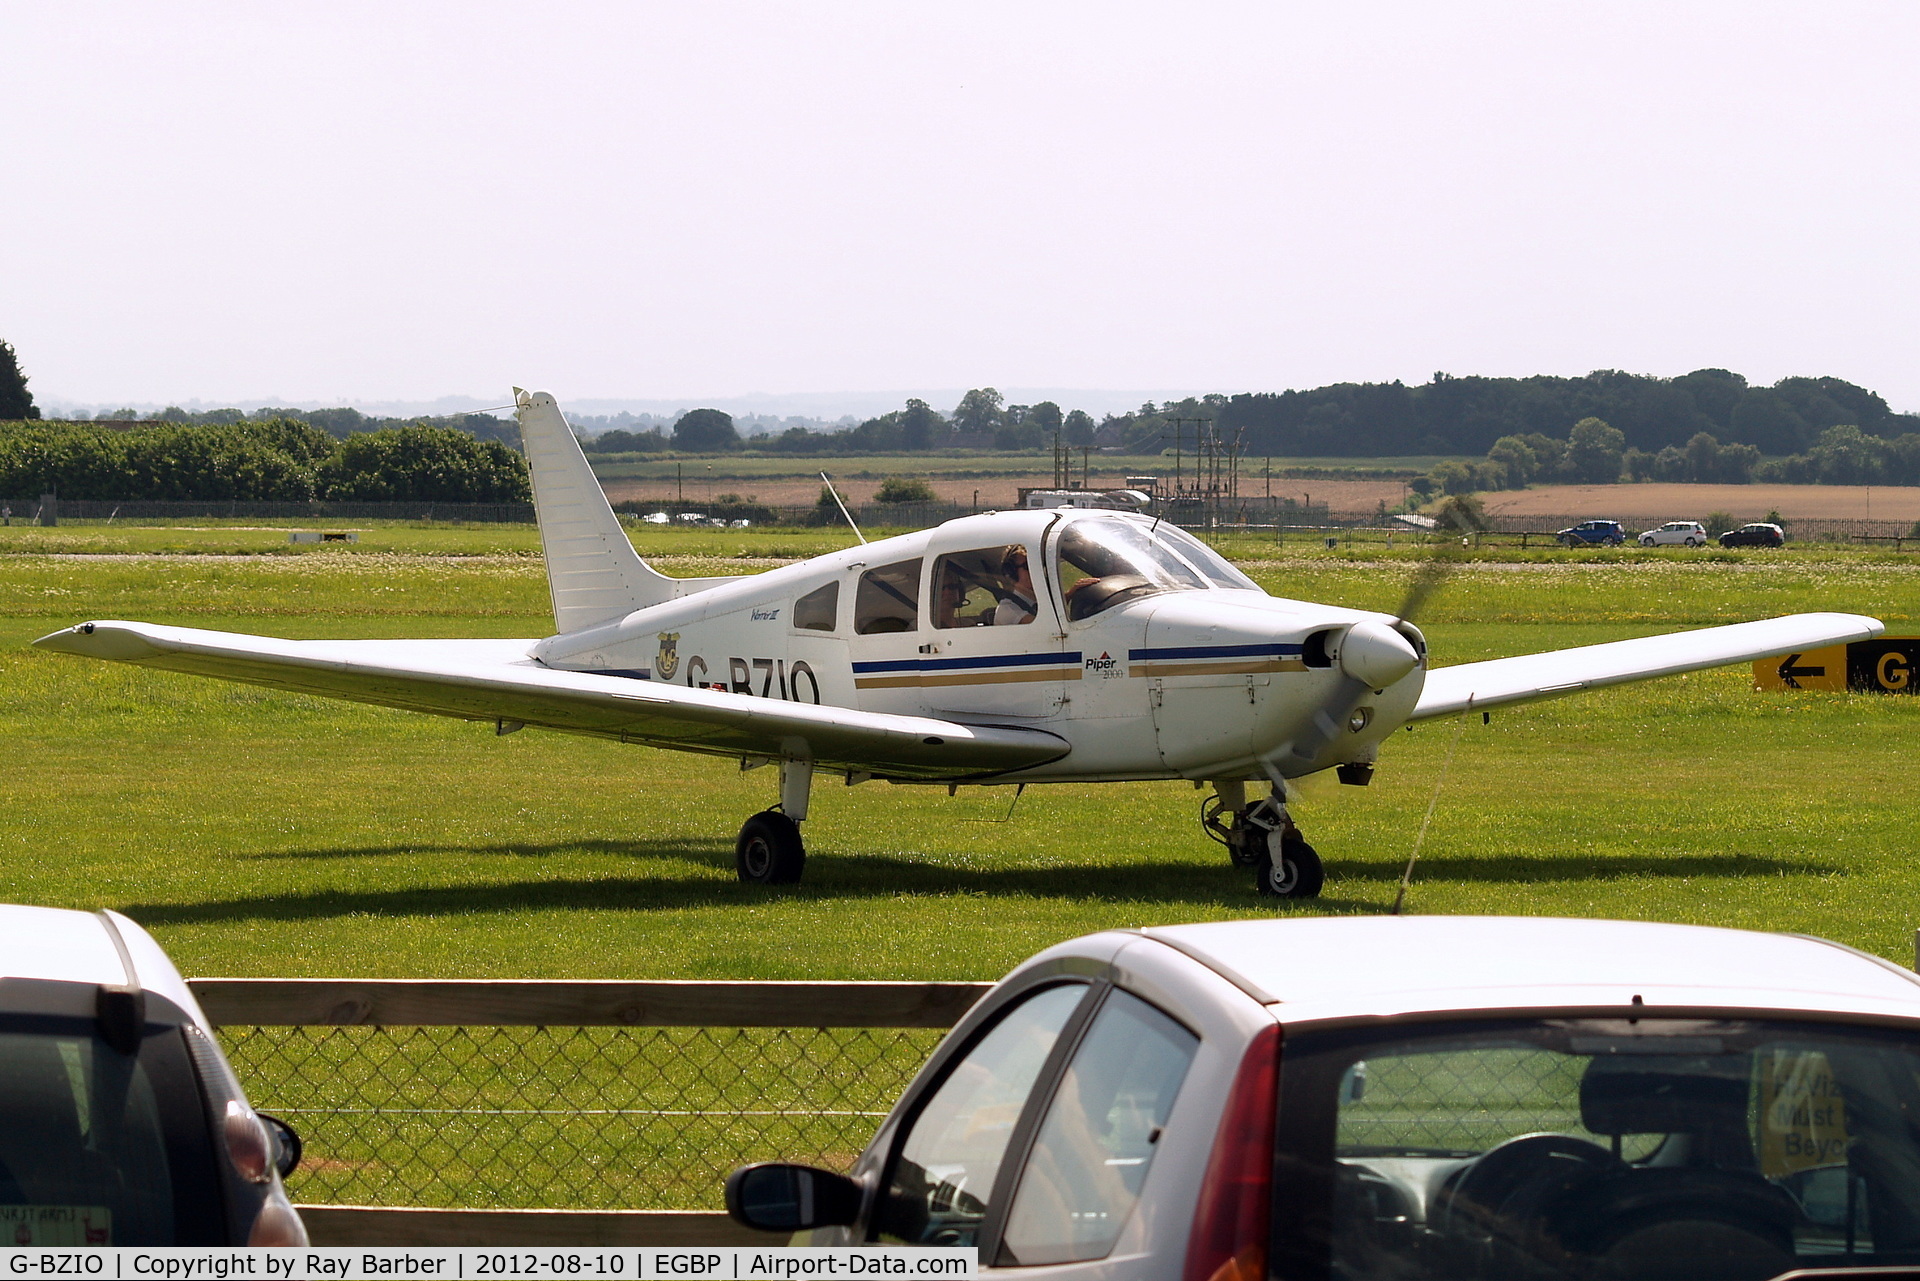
top-left (515, 388), bottom-right (677, 634)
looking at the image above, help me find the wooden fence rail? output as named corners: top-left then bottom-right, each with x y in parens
top-left (188, 978), bottom-right (993, 1248)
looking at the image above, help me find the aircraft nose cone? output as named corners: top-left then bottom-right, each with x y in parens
top-left (1339, 620), bottom-right (1421, 690)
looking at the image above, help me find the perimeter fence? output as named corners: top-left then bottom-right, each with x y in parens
top-left (194, 979), bottom-right (984, 1218)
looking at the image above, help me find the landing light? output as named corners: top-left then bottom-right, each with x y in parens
top-left (1348, 708), bottom-right (1372, 733)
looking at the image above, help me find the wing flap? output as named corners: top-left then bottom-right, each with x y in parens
top-left (1410, 612), bottom-right (1884, 721)
top-left (34, 621), bottom-right (1070, 779)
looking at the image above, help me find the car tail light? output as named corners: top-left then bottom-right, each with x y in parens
top-left (223, 1100), bottom-right (273, 1184)
top-left (247, 1199), bottom-right (307, 1246)
top-left (1184, 1023), bottom-right (1280, 1281)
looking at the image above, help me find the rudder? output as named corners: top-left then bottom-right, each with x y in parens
top-left (515, 388), bottom-right (676, 634)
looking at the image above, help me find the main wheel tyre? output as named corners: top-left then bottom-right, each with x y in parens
top-left (1257, 832), bottom-right (1324, 898)
top-left (736, 811), bottom-right (806, 885)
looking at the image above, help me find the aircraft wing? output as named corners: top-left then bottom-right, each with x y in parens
top-left (1409, 612), bottom-right (1884, 721)
top-left (33, 621), bottom-right (1070, 781)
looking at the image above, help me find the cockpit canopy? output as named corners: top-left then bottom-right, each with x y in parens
top-left (1053, 516), bottom-right (1258, 621)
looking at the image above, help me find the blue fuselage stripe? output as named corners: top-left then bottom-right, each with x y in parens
top-left (852, 651), bottom-right (1082, 674)
top-left (1127, 643), bottom-right (1304, 661)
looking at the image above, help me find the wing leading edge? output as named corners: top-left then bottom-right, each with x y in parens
top-left (1410, 612), bottom-right (1884, 721)
top-left (32, 621), bottom-right (1070, 781)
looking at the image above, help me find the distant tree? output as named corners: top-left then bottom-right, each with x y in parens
top-left (1026, 401), bottom-right (1064, 438)
top-left (1809, 424), bottom-right (1884, 485)
top-left (1684, 432), bottom-right (1722, 482)
top-left (1704, 511), bottom-right (1737, 537)
top-left (0, 341), bottom-right (40, 420)
top-left (951, 388), bottom-right (1005, 435)
top-left (1435, 492), bottom-right (1489, 531)
top-left (875, 475), bottom-right (937, 503)
top-left (319, 425), bottom-right (530, 502)
top-left (1565, 417), bottom-right (1627, 483)
top-left (1651, 446), bottom-right (1689, 482)
top-left (900, 398), bottom-right (940, 451)
top-left (672, 408), bottom-right (740, 452)
top-left (1486, 435), bottom-right (1537, 488)
top-left (1063, 409), bottom-right (1096, 447)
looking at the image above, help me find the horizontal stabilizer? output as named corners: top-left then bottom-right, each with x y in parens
top-left (1411, 612), bottom-right (1884, 720)
top-left (34, 621), bottom-right (1070, 781)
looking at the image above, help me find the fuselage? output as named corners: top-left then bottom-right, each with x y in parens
top-left (530, 509), bottom-right (1426, 784)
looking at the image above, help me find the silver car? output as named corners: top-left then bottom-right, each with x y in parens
top-left (0, 905), bottom-right (306, 1245)
top-left (1639, 521), bottom-right (1709, 547)
top-left (729, 916), bottom-right (1920, 1279)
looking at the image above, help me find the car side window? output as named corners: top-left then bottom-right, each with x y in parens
top-left (932, 545), bottom-right (1037, 629)
top-left (854, 559), bottom-right (923, 635)
top-left (793, 581), bottom-right (838, 632)
top-left (872, 984), bottom-right (1087, 1247)
top-left (996, 990), bottom-right (1200, 1266)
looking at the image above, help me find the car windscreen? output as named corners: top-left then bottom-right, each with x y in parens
top-left (1052, 519), bottom-right (1208, 621)
top-left (1274, 1016), bottom-right (1920, 1280)
top-left (0, 1016), bottom-right (223, 1244)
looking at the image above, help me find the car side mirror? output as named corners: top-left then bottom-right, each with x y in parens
top-left (257, 1113), bottom-right (302, 1179)
top-left (725, 1163), bottom-right (861, 1232)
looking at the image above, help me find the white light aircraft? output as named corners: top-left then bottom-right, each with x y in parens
top-left (35, 390), bottom-right (1884, 897)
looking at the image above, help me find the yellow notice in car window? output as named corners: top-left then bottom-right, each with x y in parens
top-left (0, 1205), bottom-right (112, 1246)
top-left (1757, 1049), bottom-right (1850, 1177)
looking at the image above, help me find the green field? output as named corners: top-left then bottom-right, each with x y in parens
top-left (6, 531), bottom-right (1917, 1208)
top-left (4, 536), bottom-right (1916, 980)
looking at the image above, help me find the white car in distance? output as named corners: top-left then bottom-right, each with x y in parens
top-left (728, 916), bottom-right (1920, 1280)
top-left (0, 905), bottom-right (306, 1245)
top-left (1640, 520), bottom-right (1709, 547)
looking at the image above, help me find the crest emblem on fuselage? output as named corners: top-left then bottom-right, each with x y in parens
top-left (656, 632), bottom-right (680, 680)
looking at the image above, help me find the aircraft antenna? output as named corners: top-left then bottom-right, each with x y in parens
top-left (819, 472), bottom-right (867, 545)
top-left (1390, 713), bottom-right (1465, 915)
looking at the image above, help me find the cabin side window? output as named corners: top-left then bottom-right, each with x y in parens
top-left (933, 545), bottom-right (1037, 628)
top-left (793, 581), bottom-right (839, 632)
top-left (854, 559), bottom-right (923, 634)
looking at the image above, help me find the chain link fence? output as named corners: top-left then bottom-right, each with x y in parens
top-left (193, 980), bottom-right (984, 1214)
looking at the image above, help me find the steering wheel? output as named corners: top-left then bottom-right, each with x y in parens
top-left (1433, 1134), bottom-right (1619, 1242)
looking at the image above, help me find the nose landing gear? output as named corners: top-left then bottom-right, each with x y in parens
top-left (1204, 781), bottom-right (1325, 898)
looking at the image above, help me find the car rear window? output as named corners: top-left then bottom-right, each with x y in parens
top-left (1276, 1016), bottom-right (1920, 1281)
top-left (0, 1016), bottom-right (224, 1244)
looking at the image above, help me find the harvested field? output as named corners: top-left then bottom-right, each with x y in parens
top-left (1482, 483), bottom-right (1920, 523)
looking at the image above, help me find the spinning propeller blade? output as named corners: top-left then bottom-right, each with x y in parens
top-left (1261, 514), bottom-right (1468, 783)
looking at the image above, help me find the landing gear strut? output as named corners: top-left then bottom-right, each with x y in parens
top-left (1204, 780), bottom-right (1324, 899)
top-left (736, 758), bottom-right (813, 886)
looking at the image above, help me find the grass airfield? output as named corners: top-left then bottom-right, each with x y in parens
top-left (3, 524), bottom-right (1917, 980)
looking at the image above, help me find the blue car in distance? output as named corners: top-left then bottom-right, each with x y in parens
top-left (1557, 519), bottom-right (1626, 547)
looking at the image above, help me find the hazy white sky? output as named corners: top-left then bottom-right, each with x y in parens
top-left (4, 3), bottom-right (1917, 411)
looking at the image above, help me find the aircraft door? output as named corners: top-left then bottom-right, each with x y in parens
top-left (845, 556), bottom-right (929, 716)
top-left (920, 541), bottom-right (1068, 720)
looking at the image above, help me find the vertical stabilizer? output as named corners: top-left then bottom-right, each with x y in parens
top-left (515, 388), bottom-right (676, 634)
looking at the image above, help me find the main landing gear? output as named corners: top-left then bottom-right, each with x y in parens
top-left (736, 759), bottom-right (813, 886)
top-left (1204, 780), bottom-right (1324, 899)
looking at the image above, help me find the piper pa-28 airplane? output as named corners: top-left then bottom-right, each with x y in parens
top-left (36, 390), bottom-right (1884, 898)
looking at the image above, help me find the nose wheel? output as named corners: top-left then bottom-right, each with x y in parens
top-left (1203, 787), bottom-right (1325, 898)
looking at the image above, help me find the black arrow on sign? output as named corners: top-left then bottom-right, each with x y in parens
top-left (1777, 654), bottom-right (1825, 689)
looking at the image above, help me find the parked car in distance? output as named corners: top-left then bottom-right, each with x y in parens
top-left (1721, 522), bottom-right (1787, 548)
top-left (729, 916), bottom-right (1920, 1279)
top-left (1639, 520), bottom-right (1708, 547)
top-left (1557, 519), bottom-right (1627, 546)
top-left (0, 905), bottom-right (305, 1245)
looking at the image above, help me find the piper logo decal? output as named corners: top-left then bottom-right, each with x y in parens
top-left (1085, 651), bottom-right (1123, 679)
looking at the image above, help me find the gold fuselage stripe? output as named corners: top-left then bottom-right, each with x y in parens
top-left (854, 667), bottom-right (1083, 690)
top-left (1129, 658), bottom-right (1308, 678)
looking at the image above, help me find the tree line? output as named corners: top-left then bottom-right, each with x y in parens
top-left (1418, 418), bottom-right (1920, 496)
top-left (0, 419), bottom-right (530, 503)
